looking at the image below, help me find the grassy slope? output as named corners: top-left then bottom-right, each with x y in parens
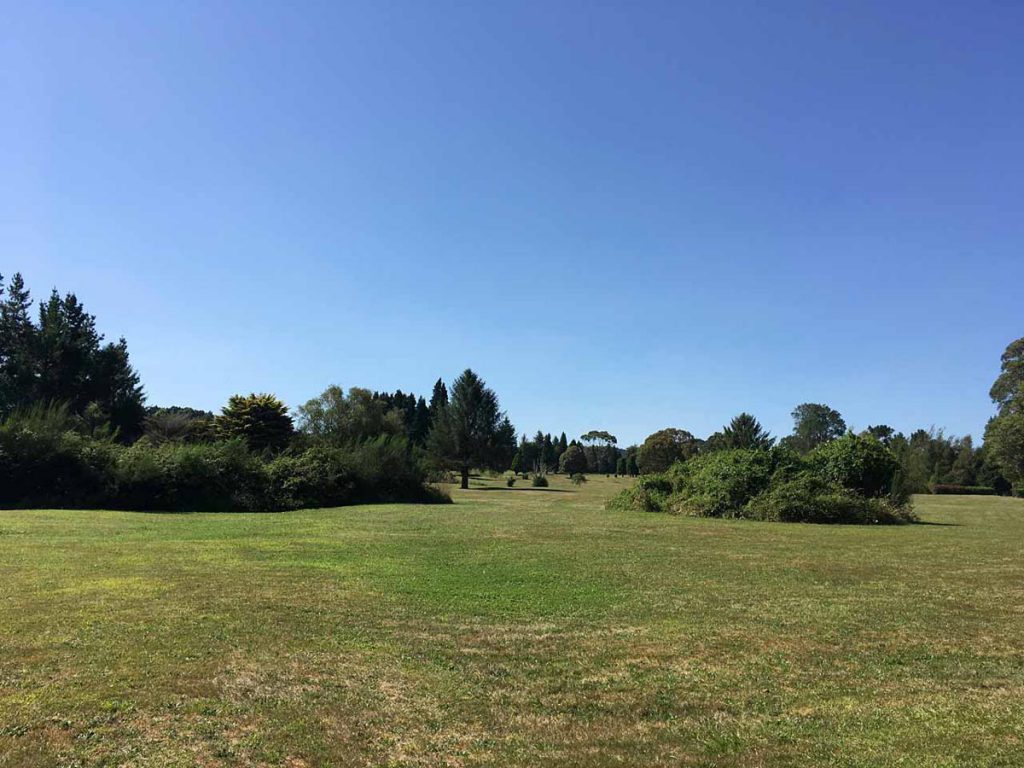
top-left (1, 476), bottom-right (1022, 767)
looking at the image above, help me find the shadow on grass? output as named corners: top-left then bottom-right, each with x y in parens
top-left (471, 487), bottom-right (572, 493)
top-left (912, 520), bottom-right (960, 527)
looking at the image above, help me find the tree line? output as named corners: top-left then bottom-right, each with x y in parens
top-left (1, 270), bottom-right (1021, 507)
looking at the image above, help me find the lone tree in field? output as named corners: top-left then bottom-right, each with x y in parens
top-left (780, 403), bottom-right (846, 454)
top-left (218, 393), bottom-right (294, 452)
top-left (427, 369), bottom-right (514, 489)
top-left (709, 413), bottom-right (774, 451)
top-left (559, 443), bottom-right (587, 477)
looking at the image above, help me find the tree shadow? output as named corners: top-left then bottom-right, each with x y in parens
top-left (471, 487), bottom-right (572, 493)
top-left (911, 520), bottom-right (960, 527)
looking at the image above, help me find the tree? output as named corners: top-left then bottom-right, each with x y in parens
top-left (91, 337), bottom-right (146, 441)
top-left (626, 452), bottom-right (640, 476)
top-left (990, 337), bottom-right (1024, 416)
top-left (984, 412), bottom-right (1024, 488)
top-left (863, 424), bottom-right (896, 446)
top-left (428, 378), bottom-right (448, 422)
top-left (410, 396), bottom-right (431, 445)
top-left (559, 444), bottom-right (587, 477)
top-left (0, 273), bottom-right (38, 415)
top-left (637, 428), bottom-right (699, 474)
top-left (709, 413), bottom-right (774, 451)
top-left (983, 338), bottom-right (1024, 490)
top-left (781, 403), bottom-right (846, 454)
top-left (297, 385), bottom-right (403, 444)
top-left (218, 393), bottom-right (294, 452)
top-left (427, 369), bottom-right (512, 489)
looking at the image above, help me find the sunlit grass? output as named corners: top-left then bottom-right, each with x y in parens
top-left (1, 475), bottom-right (1022, 766)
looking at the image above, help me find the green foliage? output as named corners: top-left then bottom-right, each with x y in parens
top-left (531, 473), bottom-right (549, 488)
top-left (781, 403), bottom-right (846, 454)
top-left (297, 385), bottom-right (403, 444)
top-left (1, 404), bottom-right (444, 511)
top-left (746, 472), bottom-right (917, 524)
top-left (0, 403), bottom-right (117, 508)
top-left (605, 474), bottom-right (673, 512)
top-left (558, 444), bottom-right (587, 476)
top-left (983, 411), bottom-right (1024, 486)
top-left (144, 406), bottom-right (216, 445)
top-left (427, 369), bottom-right (515, 489)
top-left (570, 473), bottom-right (588, 486)
top-left (990, 336), bottom-right (1024, 416)
top-left (707, 413), bottom-right (775, 451)
top-left (607, 445), bottom-right (912, 525)
top-left (808, 433), bottom-right (898, 498)
top-left (506, 476), bottom-right (516, 487)
top-left (667, 448), bottom-right (788, 517)
top-left (218, 393), bottom-right (294, 452)
top-left (637, 428), bottom-right (700, 474)
top-left (0, 273), bottom-right (146, 440)
top-left (116, 440), bottom-right (269, 511)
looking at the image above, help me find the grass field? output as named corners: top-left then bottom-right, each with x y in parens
top-left (2, 475), bottom-right (1023, 767)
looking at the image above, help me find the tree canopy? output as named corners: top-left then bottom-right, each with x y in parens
top-left (427, 369), bottom-right (516, 489)
top-left (781, 403), bottom-right (846, 454)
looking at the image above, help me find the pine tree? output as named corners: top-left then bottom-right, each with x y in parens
top-left (0, 273), bottom-right (38, 415)
top-left (427, 369), bottom-right (511, 489)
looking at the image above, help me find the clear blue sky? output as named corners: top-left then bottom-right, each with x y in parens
top-left (4, 1), bottom-right (1022, 445)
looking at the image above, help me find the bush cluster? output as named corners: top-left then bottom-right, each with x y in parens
top-left (607, 435), bottom-right (916, 525)
top-left (0, 409), bottom-right (448, 511)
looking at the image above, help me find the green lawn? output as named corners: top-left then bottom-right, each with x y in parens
top-left (1, 476), bottom-right (1023, 767)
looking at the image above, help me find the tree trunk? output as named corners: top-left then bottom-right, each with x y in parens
top-left (460, 466), bottom-right (469, 490)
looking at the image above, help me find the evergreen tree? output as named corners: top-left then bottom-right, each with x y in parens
top-left (712, 413), bottom-right (775, 451)
top-left (0, 273), bottom-right (38, 415)
top-left (410, 396), bottom-right (431, 445)
top-left (91, 337), bottom-right (146, 442)
top-left (218, 393), bottom-right (294, 452)
top-left (428, 377), bottom-right (448, 421)
top-left (427, 369), bottom-right (512, 489)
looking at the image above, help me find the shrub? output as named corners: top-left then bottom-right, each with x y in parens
top-left (0, 405), bottom-right (119, 508)
top-left (606, 474), bottom-right (673, 513)
top-left (115, 439), bottom-right (271, 511)
top-left (667, 449), bottom-right (792, 518)
top-left (506, 476), bottom-right (516, 487)
top-left (0, 406), bottom-right (447, 511)
top-left (930, 484), bottom-right (997, 495)
top-left (607, 446), bottom-right (915, 525)
top-left (570, 473), bottom-right (588, 486)
top-left (531, 474), bottom-right (549, 488)
top-left (808, 433), bottom-right (898, 498)
top-left (746, 472), bottom-right (917, 524)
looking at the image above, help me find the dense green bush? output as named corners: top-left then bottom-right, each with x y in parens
top-left (531, 474), bottom-right (549, 488)
top-left (0, 408), bottom-right (448, 511)
top-left (605, 474), bottom-right (673, 512)
top-left (746, 472), bottom-right (916, 524)
top-left (116, 440), bottom-right (270, 511)
top-left (666, 448), bottom-right (798, 517)
top-left (808, 433), bottom-right (898, 498)
top-left (606, 444), bottom-right (914, 525)
top-left (930, 484), bottom-right (998, 496)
